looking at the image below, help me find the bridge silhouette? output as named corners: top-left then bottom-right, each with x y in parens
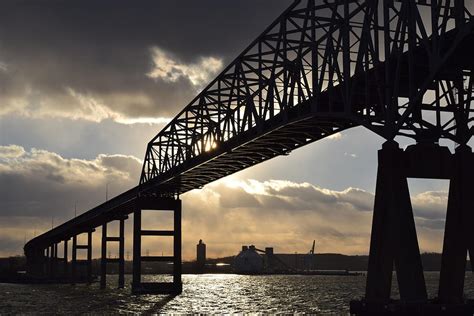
top-left (24, 0), bottom-right (474, 314)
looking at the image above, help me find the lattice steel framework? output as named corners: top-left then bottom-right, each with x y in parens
top-left (140, 0), bottom-right (474, 195)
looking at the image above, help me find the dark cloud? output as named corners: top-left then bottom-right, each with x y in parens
top-left (0, 145), bottom-right (142, 218)
top-left (0, 0), bottom-right (291, 121)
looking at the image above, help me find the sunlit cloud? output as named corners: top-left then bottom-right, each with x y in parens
top-left (0, 86), bottom-right (170, 125)
top-left (0, 144), bottom-right (25, 159)
top-left (327, 132), bottom-right (342, 140)
top-left (147, 46), bottom-right (223, 88)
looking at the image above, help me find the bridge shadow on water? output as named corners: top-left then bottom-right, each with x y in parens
top-left (144, 294), bottom-right (178, 313)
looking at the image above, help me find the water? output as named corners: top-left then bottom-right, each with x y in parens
top-left (1, 273), bottom-right (473, 314)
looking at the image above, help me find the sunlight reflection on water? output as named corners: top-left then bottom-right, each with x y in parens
top-left (0, 273), bottom-right (473, 314)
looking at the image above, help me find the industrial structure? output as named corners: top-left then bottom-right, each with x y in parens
top-left (24, 0), bottom-right (474, 313)
top-left (233, 244), bottom-right (317, 274)
top-left (196, 240), bottom-right (206, 272)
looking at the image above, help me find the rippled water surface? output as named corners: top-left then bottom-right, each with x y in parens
top-left (1, 273), bottom-right (473, 314)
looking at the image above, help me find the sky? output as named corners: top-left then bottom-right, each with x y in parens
top-left (0, 0), bottom-right (454, 260)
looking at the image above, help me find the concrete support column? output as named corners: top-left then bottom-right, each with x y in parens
top-left (100, 217), bottom-right (126, 290)
top-left (100, 223), bottom-right (107, 289)
top-left (63, 239), bottom-right (68, 277)
top-left (132, 209), bottom-right (141, 289)
top-left (71, 235), bottom-right (77, 285)
top-left (173, 204), bottom-right (182, 288)
top-left (365, 141), bottom-right (427, 302)
top-left (87, 230), bottom-right (93, 284)
top-left (45, 247), bottom-right (50, 276)
top-left (118, 218), bottom-right (125, 289)
top-left (25, 247), bottom-right (45, 279)
top-left (48, 245), bottom-right (54, 279)
top-left (439, 146), bottom-right (474, 303)
top-left (132, 197), bottom-right (182, 294)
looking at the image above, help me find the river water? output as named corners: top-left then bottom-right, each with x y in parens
top-left (1, 273), bottom-right (473, 314)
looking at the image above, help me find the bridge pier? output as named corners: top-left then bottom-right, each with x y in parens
top-left (132, 196), bottom-right (182, 295)
top-left (365, 141), bottom-right (427, 302)
top-left (71, 230), bottom-right (94, 285)
top-left (438, 146), bottom-right (474, 304)
top-left (25, 246), bottom-right (46, 280)
top-left (351, 142), bottom-right (474, 315)
top-left (50, 243), bottom-right (58, 280)
top-left (63, 238), bottom-right (68, 277)
top-left (100, 216), bottom-right (127, 289)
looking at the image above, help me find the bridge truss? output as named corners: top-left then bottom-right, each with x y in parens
top-left (25, 0), bottom-right (474, 312)
top-left (141, 0), bottom-right (474, 194)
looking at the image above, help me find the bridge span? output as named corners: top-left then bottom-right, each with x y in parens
top-left (25, 0), bottom-right (474, 313)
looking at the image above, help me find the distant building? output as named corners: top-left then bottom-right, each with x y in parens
top-left (233, 243), bottom-right (317, 273)
top-left (196, 239), bottom-right (206, 271)
top-left (233, 245), bottom-right (264, 274)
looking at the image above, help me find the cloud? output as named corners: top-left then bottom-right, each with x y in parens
top-left (147, 47), bottom-right (223, 88)
top-left (327, 132), bottom-right (343, 140)
top-left (0, 144), bottom-right (25, 158)
top-left (0, 0), bottom-right (291, 124)
top-left (0, 61), bottom-right (7, 72)
top-left (412, 191), bottom-right (448, 220)
top-left (0, 146), bottom-right (448, 258)
top-left (0, 145), bottom-right (142, 218)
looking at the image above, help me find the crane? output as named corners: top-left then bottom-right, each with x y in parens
top-left (309, 240), bottom-right (315, 255)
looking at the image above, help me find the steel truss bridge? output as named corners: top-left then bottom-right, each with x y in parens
top-left (25, 0), bottom-right (474, 313)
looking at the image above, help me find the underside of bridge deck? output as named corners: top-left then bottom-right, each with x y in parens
top-left (23, 0), bottom-right (474, 312)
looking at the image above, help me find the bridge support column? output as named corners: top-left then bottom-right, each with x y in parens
top-left (100, 223), bottom-right (107, 289)
top-left (25, 246), bottom-right (46, 280)
top-left (438, 146), bottom-right (474, 303)
top-left (365, 141), bottom-right (427, 303)
top-left (52, 243), bottom-right (58, 279)
top-left (118, 217), bottom-right (125, 289)
top-left (48, 245), bottom-right (55, 279)
top-left (86, 230), bottom-right (93, 284)
top-left (352, 142), bottom-right (474, 314)
top-left (132, 196), bottom-right (182, 295)
top-left (70, 230), bottom-right (94, 284)
top-left (71, 235), bottom-right (77, 285)
top-left (101, 216), bottom-right (127, 289)
top-left (63, 239), bottom-right (68, 277)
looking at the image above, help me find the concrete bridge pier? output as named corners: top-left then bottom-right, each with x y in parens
top-left (365, 141), bottom-right (427, 303)
top-left (132, 196), bottom-right (182, 295)
top-left (71, 229), bottom-right (94, 285)
top-left (438, 146), bottom-right (474, 304)
top-left (25, 246), bottom-right (47, 280)
top-left (49, 243), bottom-right (58, 280)
top-left (351, 141), bottom-right (474, 315)
top-left (63, 238), bottom-right (68, 277)
top-left (100, 216), bottom-right (127, 289)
